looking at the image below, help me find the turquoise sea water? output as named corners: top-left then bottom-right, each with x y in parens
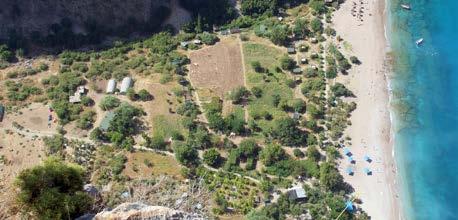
top-left (388, 0), bottom-right (458, 219)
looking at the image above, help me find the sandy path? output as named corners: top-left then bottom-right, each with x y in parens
top-left (333, 0), bottom-right (401, 219)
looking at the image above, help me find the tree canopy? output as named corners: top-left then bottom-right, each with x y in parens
top-left (15, 158), bottom-right (92, 219)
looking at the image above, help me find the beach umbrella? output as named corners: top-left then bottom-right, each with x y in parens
top-left (343, 147), bottom-right (351, 156)
top-left (348, 156), bottom-right (355, 163)
top-left (345, 200), bottom-right (354, 212)
top-left (364, 155), bottom-right (372, 163)
top-left (346, 167), bottom-right (354, 175)
top-left (363, 167), bottom-right (372, 175)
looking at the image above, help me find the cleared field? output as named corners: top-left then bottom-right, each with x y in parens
top-left (123, 151), bottom-right (182, 179)
top-left (242, 42), bottom-right (293, 131)
top-left (189, 36), bottom-right (245, 99)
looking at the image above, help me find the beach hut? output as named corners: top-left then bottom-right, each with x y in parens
top-left (346, 167), bottom-right (354, 176)
top-left (106, 79), bottom-right (116, 94)
top-left (287, 186), bottom-right (306, 201)
top-left (0, 104), bottom-right (4, 122)
top-left (120, 77), bottom-right (133, 94)
top-left (292, 67), bottom-right (302, 74)
top-left (364, 155), bottom-right (372, 163)
top-left (287, 47), bottom-right (296, 54)
top-left (345, 201), bottom-right (354, 212)
top-left (343, 147), bottom-right (352, 156)
top-left (363, 167), bottom-right (372, 175)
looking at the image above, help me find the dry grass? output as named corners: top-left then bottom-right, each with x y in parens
top-left (123, 151), bottom-right (182, 179)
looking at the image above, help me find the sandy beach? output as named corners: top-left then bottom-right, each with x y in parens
top-left (333, 0), bottom-right (401, 219)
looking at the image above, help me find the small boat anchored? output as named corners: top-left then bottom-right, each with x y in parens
top-left (416, 38), bottom-right (424, 46)
top-left (401, 4), bottom-right (411, 10)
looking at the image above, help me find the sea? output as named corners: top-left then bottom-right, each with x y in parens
top-left (387, 0), bottom-right (458, 219)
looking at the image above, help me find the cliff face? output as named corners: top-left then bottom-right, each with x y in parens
top-left (0, 0), bottom-right (171, 39)
top-left (93, 203), bottom-right (205, 220)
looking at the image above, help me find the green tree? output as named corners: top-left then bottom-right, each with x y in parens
top-left (260, 144), bottom-right (287, 166)
top-left (198, 32), bottom-right (219, 45)
top-left (138, 89), bottom-right (153, 101)
top-left (77, 110), bottom-right (96, 130)
top-left (269, 25), bottom-right (289, 45)
top-left (126, 88), bottom-right (137, 101)
top-left (271, 117), bottom-right (306, 146)
top-left (174, 143), bottom-right (199, 166)
top-left (0, 44), bottom-right (14, 62)
top-left (15, 158), bottom-right (92, 220)
top-left (331, 83), bottom-right (354, 97)
top-left (230, 86), bottom-right (250, 104)
top-left (280, 55), bottom-right (296, 71)
top-left (251, 61), bottom-right (263, 72)
top-left (320, 162), bottom-right (344, 191)
top-left (203, 148), bottom-right (222, 167)
top-left (293, 18), bottom-right (308, 38)
top-left (306, 145), bottom-right (321, 162)
top-left (251, 86), bottom-right (263, 98)
top-left (99, 96), bottom-right (121, 111)
top-left (310, 18), bottom-right (323, 33)
top-left (241, 0), bottom-right (278, 16)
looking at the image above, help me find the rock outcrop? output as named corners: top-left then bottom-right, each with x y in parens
top-left (94, 203), bottom-right (205, 220)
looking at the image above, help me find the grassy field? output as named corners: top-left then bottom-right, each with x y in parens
top-left (242, 42), bottom-right (293, 131)
top-left (123, 151), bottom-right (182, 179)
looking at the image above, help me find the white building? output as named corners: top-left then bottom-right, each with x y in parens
top-left (120, 77), bottom-right (133, 94)
top-left (106, 79), bottom-right (116, 94)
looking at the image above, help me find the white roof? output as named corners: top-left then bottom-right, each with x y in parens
top-left (120, 77), bottom-right (132, 93)
top-left (106, 79), bottom-right (116, 93)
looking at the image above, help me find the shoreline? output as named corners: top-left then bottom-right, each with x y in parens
top-left (333, 0), bottom-right (401, 219)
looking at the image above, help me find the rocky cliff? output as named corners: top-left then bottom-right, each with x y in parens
top-left (0, 0), bottom-right (171, 39)
top-left (93, 203), bottom-right (205, 220)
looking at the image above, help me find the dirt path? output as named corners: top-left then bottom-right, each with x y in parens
top-left (238, 37), bottom-right (250, 123)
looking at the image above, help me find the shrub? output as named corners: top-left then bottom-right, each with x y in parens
top-left (138, 89), bottom-right (153, 101)
top-left (293, 149), bottom-right (304, 158)
top-left (174, 143), bottom-right (199, 166)
top-left (203, 148), bottom-right (222, 167)
top-left (15, 158), bottom-right (92, 220)
top-left (350, 56), bottom-right (360, 64)
top-left (241, 0), bottom-right (277, 16)
top-left (99, 96), bottom-right (121, 111)
top-left (280, 55), bottom-right (296, 71)
top-left (198, 32), bottom-right (219, 45)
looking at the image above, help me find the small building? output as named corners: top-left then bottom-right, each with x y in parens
top-left (106, 79), bottom-right (116, 94)
top-left (0, 104), bottom-right (5, 122)
top-left (293, 68), bottom-right (302, 74)
top-left (120, 77), bottom-right (133, 94)
top-left (287, 47), bottom-right (296, 54)
top-left (69, 86), bottom-right (86, 103)
top-left (100, 112), bottom-right (115, 131)
top-left (287, 186), bottom-right (306, 201)
top-left (180, 41), bottom-right (190, 48)
top-left (69, 93), bottom-right (82, 103)
top-left (300, 57), bottom-right (308, 64)
top-left (192, 39), bottom-right (202, 45)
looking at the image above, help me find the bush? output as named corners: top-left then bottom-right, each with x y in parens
top-left (138, 89), bottom-right (153, 101)
top-left (99, 96), bottom-right (121, 111)
top-left (0, 44), bottom-right (14, 62)
top-left (77, 110), bottom-right (96, 130)
top-left (251, 61), bottom-right (263, 73)
top-left (198, 32), bottom-right (219, 45)
top-left (260, 144), bottom-right (287, 166)
top-left (350, 56), bottom-right (360, 64)
top-left (271, 117), bottom-right (306, 146)
top-left (241, 0), bottom-right (277, 16)
top-left (229, 86), bottom-right (250, 104)
top-left (15, 158), bottom-right (92, 220)
top-left (331, 83), bottom-right (354, 97)
top-left (251, 86), bottom-right (263, 98)
top-left (280, 55), bottom-right (296, 71)
top-left (310, 18), bottom-right (323, 33)
top-left (203, 148), bottom-right (222, 167)
top-left (174, 143), bottom-right (199, 166)
top-left (293, 149), bottom-right (304, 158)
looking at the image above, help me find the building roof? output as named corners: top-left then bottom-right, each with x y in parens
top-left (293, 68), bottom-right (302, 73)
top-left (287, 47), bottom-right (296, 53)
top-left (100, 112), bottom-right (115, 131)
top-left (69, 93), bottom-right (81, 103)
top-left (120, 77), bottom-right (133, 93)
top-left (287, 186), bottom-right (306, 200)
top-left (106, 79), bottom-right (116, 93)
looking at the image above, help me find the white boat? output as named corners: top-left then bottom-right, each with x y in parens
top-left (416, 38), bottom-right (424, 45)
top-left (401, 4), bottom-right (411, 10)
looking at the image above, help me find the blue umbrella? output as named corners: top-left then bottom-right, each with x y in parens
top-left (343, 147), bottom-right (351, 156)
top-left (363, 167), bottom-right (372, 175)
top-left (345, 200), bottom-right (354, 212)
top-left (348, 156), bottom-right (355, 163)
top-left (346, 167), bottom-right (354, 175)
top-left (364, 155), bottom-right (372, 162)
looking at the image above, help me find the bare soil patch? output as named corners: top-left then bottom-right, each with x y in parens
top-left (189, 36), bottom-right (245, 99)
